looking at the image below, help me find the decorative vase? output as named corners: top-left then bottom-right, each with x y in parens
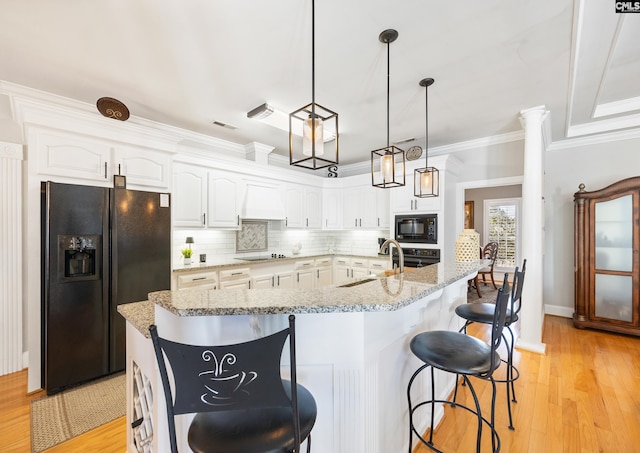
top-left (184, 257), bottom-right (191, 265)
top-left (455, 229), bottom-right (480, 262)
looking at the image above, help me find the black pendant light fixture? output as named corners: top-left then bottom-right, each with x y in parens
top-left (414, 77), bottom-right (439, 197)
top-left (371, 29), bottom-right (405, 189)
top-left (289, 0), bottom-right (339, 170)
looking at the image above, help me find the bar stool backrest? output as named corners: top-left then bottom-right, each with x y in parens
top-left (487, 273), bottom-right (511, 376)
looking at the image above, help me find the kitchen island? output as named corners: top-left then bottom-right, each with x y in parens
top-left (119, 260), bottom-right (487, 453)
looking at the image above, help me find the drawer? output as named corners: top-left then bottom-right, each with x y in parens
top-left (295, 260), bottom-right (314, 270)
top-left (177, 271), bottom-right (218, 290)
top-left (334, 257), bottom-right (351, 266)
top-left (219, 267), bottom-right (251, 280)
top-left (351, 258), bottom-right (368, 268)
top-left (314, 257), bottom-right (332, 267)
top-left (368, 259), bottom-right (388, 270)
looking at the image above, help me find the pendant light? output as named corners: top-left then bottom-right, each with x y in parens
top-left (290, 0), bottom-right (339, 170)
top-left (414, 78), bottom-right (439, 197)
top-left (371, 29), bottom-right (405, 189)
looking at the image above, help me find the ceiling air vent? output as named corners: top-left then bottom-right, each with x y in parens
top-left (212, 120), bottom-right (237, 130)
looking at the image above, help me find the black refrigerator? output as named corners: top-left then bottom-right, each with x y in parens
top-left (41, 181), bottom-right (171, 394)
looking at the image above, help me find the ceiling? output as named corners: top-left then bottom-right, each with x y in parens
top-left (1, 0), bottom-right (639, 167)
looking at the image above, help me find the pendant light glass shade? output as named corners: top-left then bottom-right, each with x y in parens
top-left (290, 0), bottom-right (338, 170)
top-left (371, 146), bottom-right (406, 188)
top-left (414, 77), bottom-right (439, 197)
top-left (371, 29), bottom-right (406, 188)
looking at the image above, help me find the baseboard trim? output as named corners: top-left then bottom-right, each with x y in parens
top-left (516, 339), bottom-right (547, 355)
top-left (545, 304), bottom-right (573, 319)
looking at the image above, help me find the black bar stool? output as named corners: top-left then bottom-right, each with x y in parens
top-left (407, 274), bottom-right (511, 453)
top-left (455, 260), bottom-right (526, 430)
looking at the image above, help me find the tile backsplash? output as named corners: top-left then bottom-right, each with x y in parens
top-left (173, 226), bottom-right (390, 265)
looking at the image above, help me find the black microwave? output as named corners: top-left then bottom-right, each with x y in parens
top-left (395, 214), bottom-right (437, 244)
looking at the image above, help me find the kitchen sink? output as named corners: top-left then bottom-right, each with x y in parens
top-left (338, 278), bottom-right (377, 288)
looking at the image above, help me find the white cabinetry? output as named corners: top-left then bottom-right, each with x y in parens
top-left (219, 267), bottom-right (251, 289)
top-left (113, 145), bottom-right (171, 189)
top-left (315, 257), bottom-right (333, 287)
top-left (35, 129), bottom-right (171, 189)
top-left (284, 184), bottom-right (322, 229)
top-left (207, 170), bottom-right (241, 228)
top-left (368, 257), bottom-right (390, 275)
top-left (333, 257), bottom-right (371, 284)
top-left (343, 184), bottom-right (389, 229)
top-left (322, 188), bottom-right (343, 229)
top-left (250, 262), bottom-right (295, 289)
top-left (294, 259), bottom-right (315, 289)
top-left (390, 182), bottom-right (441, 213)
top-left (175, 271), bottom-right (218, 290)
top-left (333, 257), bottom-right (352, 285)
top-left (173, 163), bottom-right (241, 229)
top-left (173, 163), bottom-right (208, 227)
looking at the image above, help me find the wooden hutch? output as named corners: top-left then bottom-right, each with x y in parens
top-left (574, 176), bottom-right (640, 336)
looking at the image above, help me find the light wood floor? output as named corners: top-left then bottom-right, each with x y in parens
top-left (1, 315), bottom-right (638, 452)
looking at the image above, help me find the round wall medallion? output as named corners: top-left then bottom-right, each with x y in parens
top-left (406, 146), bottom-right (423, 160)
top-left (96, 97), bottom-right (130, 121)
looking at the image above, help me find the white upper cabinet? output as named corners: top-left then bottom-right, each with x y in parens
top-left (284, 184), bottom-right (322, 229)
top-left (322, 187), bottom-right (343, 229)
top-left (172, 163), bottom-right (208, 227)
top-left (113, 145), bottom-right (171, 189)
top-left (35, 129), bottom-right (171, 189)
top-left (390, 180), bottom-right (441, 213)
top-left (173, 163), bottom-right (242, 229)
top-left (207, 170), bottom-right (241, 228)
top-left (36, 130), bottom-right (112, 181)
top-left (343, 184), bottom-right (388, 229)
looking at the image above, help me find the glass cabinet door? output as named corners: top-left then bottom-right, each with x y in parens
top-left (592, 194), bottom-right (635, 322)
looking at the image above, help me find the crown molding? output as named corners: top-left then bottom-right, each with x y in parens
top-left (548, 126), bottom-right (640, 151)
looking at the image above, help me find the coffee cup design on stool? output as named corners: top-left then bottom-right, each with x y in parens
top-left (198, 351), bottom-right (257, 405)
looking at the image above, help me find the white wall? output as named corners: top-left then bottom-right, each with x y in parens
top-left (544, 135), bottom-right (640, 317)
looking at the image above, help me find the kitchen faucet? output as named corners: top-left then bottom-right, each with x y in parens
top-left (379, 239), bottom-right (404, 274)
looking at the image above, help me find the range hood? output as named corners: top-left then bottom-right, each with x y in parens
top-left (241, 182), bottom-right (286, 220)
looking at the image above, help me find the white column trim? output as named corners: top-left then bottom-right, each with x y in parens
top-left (517, 106), bottom-right (548, 354)
top-left (0, 141), bottom-right (24, 375)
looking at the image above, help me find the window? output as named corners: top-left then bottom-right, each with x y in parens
top-left (484, 198), bottom-right (521, 269)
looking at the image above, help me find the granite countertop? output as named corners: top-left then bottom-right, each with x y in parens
top-left (120, 260), bottom-right (487, 337)
top-left (173, 253), bottom-right (389, 272)
top-left (118, 300), bottom-right (155, 338)
top-left (152, 260), bottom-right (487, 317)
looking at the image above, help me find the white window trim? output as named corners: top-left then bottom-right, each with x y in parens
top-left (483, 197), bottom-right (522, 273)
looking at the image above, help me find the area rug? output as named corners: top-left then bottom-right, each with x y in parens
top-left (467, 284), bottom-right (499, 304)
top-left (30, 372), bottom-right (125, 452)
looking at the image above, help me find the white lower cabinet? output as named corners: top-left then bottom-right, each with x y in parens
top-left (219, 268), bottom-right (251, 289)
top-left (316, 266), bottom-right (332, 287)
top-left (368, 258), bottom-right (390, 276)
top-left (315, 257), bottom-right (333, 287)
top-left (174, 270), bottom-right (218, 290)
top-left (333, 257), bottom-right (372, 284)
top-left (333, 257), bottom-right (352, 285)
top-left (294, 259), bottom-right (315, 289)
top-left (251, 274), bottom-right (276, 289)
top-left (295, 269), bottom-right (314, 289)
top-left (250, 264), bottom-right (294, 289)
